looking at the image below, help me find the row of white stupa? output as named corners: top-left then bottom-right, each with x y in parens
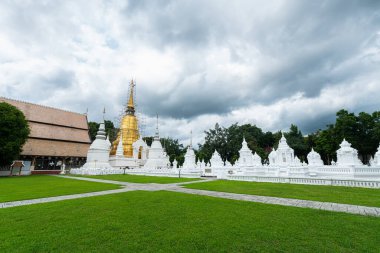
top-left (205, 134), bottom-right (380, 180)
top-left (70, 121), bottom-right (200, 176)
top-left (71, 121), bottom-right (380, 180)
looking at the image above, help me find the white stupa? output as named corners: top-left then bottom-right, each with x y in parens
top-left (252, 153), bottom-right (262, 165)
top-left (307, 148), bottom-right (324, 166)
top-left (210, 150), bottom-right (224, 167)
top-left (236, 138), bottom-right (262, 167)
top-left (173, 159), bottom-right (178, 168)
top-left (182, 146), bottom-right (197, 169)
top-left (269, 134), bottom-right (295, 166)
top-left (373, 143), bottom-right (380, 166)
top-left (143, 116), bottom-right (169, 169)
top-left (81, 121), bottom-right (113, 169)
top-left (182, 132), bottom-right (199, 173)
top-left (268, 149), bottom-right (277, 165)
top-left (294, 156), bottom-right (302, 166)
top-left (336, 139), bottom-right (362, 166)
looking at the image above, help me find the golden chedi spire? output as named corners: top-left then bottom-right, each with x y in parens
top-left (110, 79), bottom-right (140, 157)
top-left (127, 79), bottom-right (135, 113)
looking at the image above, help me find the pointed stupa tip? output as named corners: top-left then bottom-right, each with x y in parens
top-left (128, 79), bottom-right (135, 107)
top-left (189, 130), bottom-right (193, 148)
top-left (126, 79), bottom-right (135, 114)
top-left (154, 113), bottom-right (160, 140)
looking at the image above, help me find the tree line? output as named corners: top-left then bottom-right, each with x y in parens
top-left (197, 109), bottom-right (380, 165)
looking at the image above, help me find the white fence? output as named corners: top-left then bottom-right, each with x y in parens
top-left (226, 175), bottom-right (380, 189)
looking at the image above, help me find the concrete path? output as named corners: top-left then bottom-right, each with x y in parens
top-left (1, 175), bottom-right (379, 217)
top-left (169, 187), bottom-right (380, 217)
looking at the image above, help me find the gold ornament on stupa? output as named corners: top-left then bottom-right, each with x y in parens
top-left (110, 80), bottom-right (139, 157)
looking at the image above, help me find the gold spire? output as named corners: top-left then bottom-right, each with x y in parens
top-left (110, 79), bottom-right (139, 157)
top-left (127, 79), bottom-right (135, 110)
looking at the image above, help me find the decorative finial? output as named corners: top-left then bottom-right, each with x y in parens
top-left (154, 113), bottom-right (159, 140)
top-left (126, 79), bottom-right (135, 115)
top-left (190, 130), bottom-right (193, 148)
top-left (103, 106), bottom-right (106, 121)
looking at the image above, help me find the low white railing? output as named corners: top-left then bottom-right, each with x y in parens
top-left (226, 175), bottom-right (380, 188)
top-left (125, 170), bottom-right (201, 178)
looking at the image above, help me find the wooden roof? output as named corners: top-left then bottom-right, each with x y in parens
top-left (22, 139), bottom-right (89, 157)
top-left (0, 97), bottom-right (88, 129)
top-left (0, 97), bottom-right (91, 157)
top-left (29, 122), bottom-right (90, 143)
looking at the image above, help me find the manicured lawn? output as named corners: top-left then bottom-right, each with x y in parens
top-left (185, 180), bottom-right (380, 207)
top-left (0, 175), bottom-right (120, 202)
top-left (0, 191), bottom-right (379, 252)
top-left (77, 174), bottom-right (201, 184)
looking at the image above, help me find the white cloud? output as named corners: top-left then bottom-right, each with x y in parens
top-left (0, 0), bottom-right (379, 147)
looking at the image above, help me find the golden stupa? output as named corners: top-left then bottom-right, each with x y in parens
top-left (110, 80), bottom-right (139, 157)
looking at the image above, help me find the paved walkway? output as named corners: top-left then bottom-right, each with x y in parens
top-left (1, 175), bottom-right (379, 217)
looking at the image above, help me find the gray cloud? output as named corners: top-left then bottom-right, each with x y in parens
top-left (0, 0), bottom-right (379, 144)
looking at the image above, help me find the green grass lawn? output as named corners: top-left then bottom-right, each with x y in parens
top-left (184, 180), bottom-right (380, 207)
top-left (0, 191), bottom-right (379, 252)
top-left (0, 175), bottom-right (120, 202)
top-left (77, 174), bottom-right (201, 184)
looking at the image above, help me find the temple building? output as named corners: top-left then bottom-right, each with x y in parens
top-left (0, 97), bottom-right (91, 174)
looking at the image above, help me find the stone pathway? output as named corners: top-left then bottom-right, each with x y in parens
top-left (1, 175), bottom-right (379, 217)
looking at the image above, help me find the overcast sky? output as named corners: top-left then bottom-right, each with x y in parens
top-left (1, 0), bottom-right (379, 145)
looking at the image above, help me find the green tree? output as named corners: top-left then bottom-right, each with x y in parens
top-left (199, 123), bottom-right (228, 163)
top-left (198, 123), bottom-right (278, 164)
top-left (143, 136), bottom-right (186, 166)
top-left (284, 124), bottom-right (309, 162)
top-left (314, 125), bottom-right (339, 165)
top-left (88, 122), bottom-right (99, 142)
top-left (143, 137), bottom-right (153, 147)
top-left (160, 137), bottom-right (185, 164)
top-left (104, 120), bottom-right (117, 142)
top-left (0, 102), bottom-right (30, 166)
top-left (88, 120), bottom-right (117, 143)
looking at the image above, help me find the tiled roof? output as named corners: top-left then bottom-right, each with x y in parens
top-left (1, 97), bottom-right (91, 157)
top-left (21, 139), bottom-right (89, 157)
top-left (29, 122), bottom-right (90, 143)
top-left (0, 97), bottom-right (88, 129)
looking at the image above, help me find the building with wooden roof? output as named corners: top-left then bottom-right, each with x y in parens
top-left (0, 97), bottom-right (91, 174)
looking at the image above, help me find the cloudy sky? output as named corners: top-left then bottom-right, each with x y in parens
top-left (1, 0), bottom-right (379, 145)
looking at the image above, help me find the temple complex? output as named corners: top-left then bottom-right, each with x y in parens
top-left (65, 79), bottom-right (380, 184)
